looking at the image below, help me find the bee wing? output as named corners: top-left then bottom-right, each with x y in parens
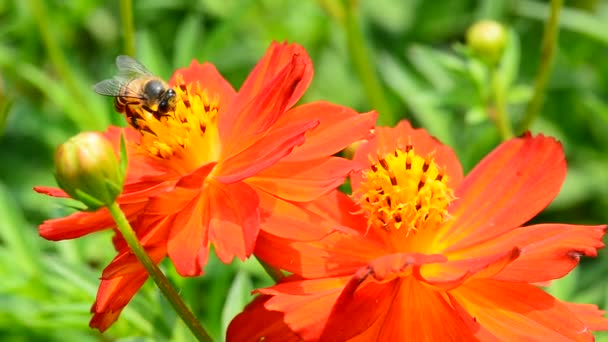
top-left (115, 55), bottom-right (154, 78)
top-left (93, 76), bottom-right (144, 98)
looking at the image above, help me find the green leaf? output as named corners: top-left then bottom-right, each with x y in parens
top-left (377, 52), bottom-right (454, 146)
top-left (220, 270), bottom-right (253, 342)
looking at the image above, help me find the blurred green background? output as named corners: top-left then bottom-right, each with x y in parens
top-left (2, 0), bottom-right (608, 340)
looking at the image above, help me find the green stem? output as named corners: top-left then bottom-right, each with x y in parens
top-left (28, 0), bottom-right (100, 130)
top-left (342, 0), bottom-right (394, 123)
top-left (107, 202), bottom-right (212, 342)
top-left (120, 0), bottom-right (136, 56)
top-left (492, 71), bottom-right (514, 140)
top-left (518, 0), bottom-right (563, 133)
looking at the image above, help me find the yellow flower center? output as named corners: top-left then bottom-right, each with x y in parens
top-left (356, 145), bottom-right (454, 236)
top-left (132, 74), bottom-right (222, 174)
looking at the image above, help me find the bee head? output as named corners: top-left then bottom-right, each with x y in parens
top-left (158, 88), bottom-right (177, 114)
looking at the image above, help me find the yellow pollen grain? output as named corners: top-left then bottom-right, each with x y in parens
top-left (131, 74), bottom-right (222, 174)
top-left (356, 146), bottom-right (454, 236)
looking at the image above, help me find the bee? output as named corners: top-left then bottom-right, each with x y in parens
top-left (94, 55), bottom-right (177, 126)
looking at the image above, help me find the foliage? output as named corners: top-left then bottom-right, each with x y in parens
top-left (1, 0), bottom-right (607, 340)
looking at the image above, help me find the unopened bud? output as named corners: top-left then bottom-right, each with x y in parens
top-left (54, 132), bottom-right (124, 210)
top-left (466, 20), bottom-right (507, 65)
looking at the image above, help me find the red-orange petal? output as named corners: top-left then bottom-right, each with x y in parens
top-left (453, 224), bottom-right (606, 283)
top-left (261, 221), bottom-right (392, 278)
top-left (561, 302), bottom-right (608, 331)
top-left (246, 157), bottom-right (355, 202)
top-left (205, 180), bottom-right (260, 263)
top-left (215, 118), bottom-right (319, 184)
top-left (276, 102), bottom-right (377, 161)
top-left (166, 194), bottom-right (207, 276)
top-left (169, 60), bottom-right (236, 108)
top-left (452, 279), bottom-right (595, 341)
top-left (420, 247), bottom-right (520, 290)
top-left (38, 202), bottom-right (145, 240)
top-left (259, 276), bottom-right (349, 341)
top-left (226, 295), bottom-right (302, 342)
top-left (232, 41), bottom-right (312, 120)
top-left (89, 267), bottom-right (149, 332)
top-left (440, 134), bottom-right (566, 252)
top-left (352, 120), bottom-right (463, 192)
top-left (219, 43), bottom-right (312, 158)
top-left (102, 244), bottom-right (165, 279)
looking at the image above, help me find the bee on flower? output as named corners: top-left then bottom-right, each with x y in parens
top-left (36, 42), bottom-right (377, 331)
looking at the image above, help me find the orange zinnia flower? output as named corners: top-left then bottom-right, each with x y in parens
top-left (228, 121), bottom-right (608, 341)
top-left (36, 42), bottom-right (377, 331)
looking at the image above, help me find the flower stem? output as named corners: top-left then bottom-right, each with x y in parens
top-left (342, 0), bottom-right (394, 124)
top-left (120, 0), bottom-right (136, 56)
top-left (492, 71), bottom-right (514, 140)
top-left (107, 202), bottom-right (212, 342)
top-left (518, 0), bottom-right (563, 133)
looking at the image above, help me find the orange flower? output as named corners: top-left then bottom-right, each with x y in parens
top-left (35, 42), bottom-right (377, 331)
top-left (228, 121), bottom-right (608, 341)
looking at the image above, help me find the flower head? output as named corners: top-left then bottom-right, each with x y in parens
top-left (229, 121), bottom-right (608, 341)
top-left (36, 42), bottom-right (376, 331)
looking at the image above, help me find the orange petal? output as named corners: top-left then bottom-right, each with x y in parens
top-left (452, 279), bottom-right (595, 341)
top-left (352, 120), bottom-right (463, 192)
top-left (169, 60), bottom-right (236, 107)
top-left (103, 125), bottom-right (176, 184)
top-left (561, 302), bottom-right (608, 331)
top-left (440, 134), bottom-right (566, 252)
top-left (457, 224), bottom-right (606, 283)
top-left (215, 118), bottom-right (319, 183)
top-left (102, 245), bottom-right (166, 279)
top-left (38, 202), bottom-right (145, 240)
top-left (420, 247), bottom-right (520, 290)
top-left (206, 180), bottom-right (260, 263)
top-left (256, 190), bottom-right (367, 240)
top-left (233, 42), bottom-right (312, 118)
top-left (275, 102), bottom-right (377, 161)
top-left (89, 266), bottom-right (149, 332)
top-left (226, 295), bottom-right (302, 342)
top-left (34, 186), bottom-right (68, 198)
top-left (166, 194), bottom-right (207, 276)
top-left (324, 276), bottom-right (478, 341)
top-left (219, 43), bottom-right (312, 158)
top-left (247, 157), bottom-right (355, 202)
top-left (259, 276), bottom-right (349, 341)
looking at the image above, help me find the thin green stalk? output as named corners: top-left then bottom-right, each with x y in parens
top-left (28, 0), bottom-right (100, 129)
top-left (518, 0), bottom-right (563, 133)
top-left (492, 72), bottom-right (514, 140)
top-left (120, 0), bottom-right (136, 56)
top-left (107, 202), bottom-right (212, 342)
top-left (342, 0), bottom-right (394, 123)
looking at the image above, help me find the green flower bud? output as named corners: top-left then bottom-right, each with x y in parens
top-left (466, 20), bottom-right (507, 65)
top-left (54, 132), bottom-right (124, 210)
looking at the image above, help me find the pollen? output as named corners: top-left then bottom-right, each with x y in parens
top-left (132, 74), bottom-right (221, 174)
top-left (355, 146), bottom-right (454, 236)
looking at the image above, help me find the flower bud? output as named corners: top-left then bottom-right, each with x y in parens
top-left (54, 132), bottom-right (124, 210)
top-left (466, 20), bottom-right (507, 65)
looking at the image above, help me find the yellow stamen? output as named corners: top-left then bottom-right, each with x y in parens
top-left (356, 145), bottom-right (454, 236)
top-left (131, 74), bottom-right (222, 174)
